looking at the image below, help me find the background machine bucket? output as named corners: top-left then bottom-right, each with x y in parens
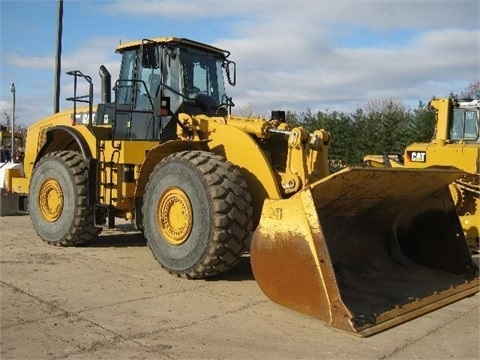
top-left (250, 167), bottom-right (479, 337)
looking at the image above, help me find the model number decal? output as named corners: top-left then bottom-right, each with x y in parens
top-left (407, 151), bottom-right (426, 162)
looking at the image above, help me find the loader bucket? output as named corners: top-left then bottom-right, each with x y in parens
top-left (250, 167), bottom-right (479, 337)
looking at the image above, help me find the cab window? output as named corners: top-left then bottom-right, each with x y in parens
top-left (464, 111), bottom-right (478, 139)
top-left (450, 109), bottom-right (479, 140)
top-left (116, 50), bottom-right (137, 106)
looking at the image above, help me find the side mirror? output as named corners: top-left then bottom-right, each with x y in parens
top-left (223, 60), bottom-right (236, 86)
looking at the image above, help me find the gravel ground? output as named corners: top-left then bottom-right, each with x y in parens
top-left (1, 215), bottom-right (479, 360)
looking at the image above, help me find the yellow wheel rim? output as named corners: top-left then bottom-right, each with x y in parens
top-left (38, 178), bottom-right (64, 222)
top-left (157, 187), bottom-right (193, 245)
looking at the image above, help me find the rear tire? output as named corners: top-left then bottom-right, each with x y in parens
top-left (142, 151), bottom-right (253, 278)
top-left (29, 151), bottom-right (101, 245)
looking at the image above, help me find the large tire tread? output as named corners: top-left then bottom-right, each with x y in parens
top-left (144, 150), bottom-right (253, 279)
top-left (31, 151), bottom-right (101, 246)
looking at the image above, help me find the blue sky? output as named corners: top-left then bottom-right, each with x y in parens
top-left (1, 0), bottom-right (479, 126)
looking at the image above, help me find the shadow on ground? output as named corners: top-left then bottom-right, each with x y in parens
top-left (86, 223), bottom-right (146, 248)
top-left (213, 256), bottom-right (255, 282)
top-left (83, 223), bottom-right (256, 281)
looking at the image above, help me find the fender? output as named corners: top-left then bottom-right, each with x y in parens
top-left (36, 126), bottom-right (97, 207)
top-left (134, 139), bottom-right (210, 198)
top-left (36, 126), bottom-right (93, 164)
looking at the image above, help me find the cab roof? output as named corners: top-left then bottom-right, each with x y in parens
top-left (116, 37), bottom-right (229, 57)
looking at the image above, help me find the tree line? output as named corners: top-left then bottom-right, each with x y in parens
top-left (286, 99), bottom-right (436, 168)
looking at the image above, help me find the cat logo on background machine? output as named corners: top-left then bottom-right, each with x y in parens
top-left (406, 150), bottom-right (426, 162)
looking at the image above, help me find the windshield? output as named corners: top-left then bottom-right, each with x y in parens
top-left (450, 108), bottom-right (480, 142)
top-left (177, 46), bottom-right (227, 106)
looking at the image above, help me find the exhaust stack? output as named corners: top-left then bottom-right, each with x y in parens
top-left (99, 65), bottom-right (111, 103)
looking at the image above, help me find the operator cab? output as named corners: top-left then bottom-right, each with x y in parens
top-left (449, 99), bottom-right (480, 143)
top-left (97, 37), bottom-right (236, 142)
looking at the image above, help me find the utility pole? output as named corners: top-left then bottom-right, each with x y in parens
top-left (9, 83), bottom-right (15, 162)
top-left (54, 0), bottom-right (63, 113)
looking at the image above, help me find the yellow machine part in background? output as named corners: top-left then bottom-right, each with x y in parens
top-left (364, 98), bottom-right (480, 250)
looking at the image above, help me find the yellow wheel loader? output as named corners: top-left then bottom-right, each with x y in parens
top-left (364, 98), bottom-right (480, 250)
top-left (7, 38), bottom-right (478, 336)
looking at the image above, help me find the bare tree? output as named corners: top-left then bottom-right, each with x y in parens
top-left (460, 80), bottom-right (480, 99)
top-left (1, 110), bottom-right (27, 139)
top-left (233, 103), bottom-right (258, 118)
top-left (1, 110), bottom-right (12, 129)
top-left (363, 98), bottom-right (407, 115)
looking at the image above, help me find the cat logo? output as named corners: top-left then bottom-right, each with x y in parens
top-left (407, 151), bottom-right (426, 162)
top-left (74, 112), bottom-right (96, 125)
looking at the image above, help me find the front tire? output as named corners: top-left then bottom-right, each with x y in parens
top-left (143, 151), bottom-right (253, 278)
top-left (29, 151), bottom-right (101, 246)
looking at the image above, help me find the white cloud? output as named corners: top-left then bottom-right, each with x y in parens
top-left (5, 37), bottom-right (121, 77)
top-left (212, 7), bottom-right (480, 113)
top-left (2, 0), bottom-right (478, 124)
top-left (5, 54), bottom-right (54, 70)
top-left (105, 0), bottom-right (265, 18)
top-left (107, 0), bottom-right (480, 29)
top-left (2, 36), bottom-right (122, 122)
